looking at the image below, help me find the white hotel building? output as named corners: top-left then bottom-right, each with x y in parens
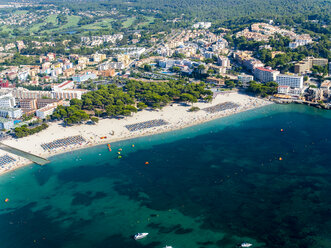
top-left (276, 74), bottom-right (304, 89)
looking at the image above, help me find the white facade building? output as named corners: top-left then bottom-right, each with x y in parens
top-left (278, 86), bottom-right (302, 96)
top-left (238, 74), bottom-right (254, 87)
top-left (0, 117), bottom-right (14, 130)
top-left (192, 22), bottom-right (212, 29)
top-left (36, 104), bottom-right (57, 119)
top-left (0, 94), bottom-right (16, 108)
top-left (52, 89), bottom-right (87, 100)
top-left (254, 67), bottom-right (279, 83)
top-left (0, 108), bottom-right (22, 119)
top-left (276, 74), bottom-right (304, 89)
top-left (158, 59), bottom-right (176, 68)
top-left (217, 56), bottom-right (230, 67)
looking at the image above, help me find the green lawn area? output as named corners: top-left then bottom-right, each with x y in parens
top-left (122, 17), bottom-right (136, 28)
top-left (29, 22), bottom-right (44, 32)
top-left (41, 15), bottom-right (81, 33)
top-left (46, 14), bottom-right (58, 24)
top-left (56, 15), bottom-right (81, 30)
top-left (0, 25), bottom-right (13, 33)
top-left (137, 16), bottom-right (155, 28)
top-left (79, 18), bottom-right (113, 30)
top-left (29, 14), bottom-right (57, 32)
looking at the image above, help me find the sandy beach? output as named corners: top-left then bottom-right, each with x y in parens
top-left (0, 92), bottom-right (272, 175)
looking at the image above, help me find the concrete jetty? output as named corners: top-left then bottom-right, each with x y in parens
top-left (0, 143), bottom-right (49, 165)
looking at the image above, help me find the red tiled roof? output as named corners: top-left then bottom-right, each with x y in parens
top-left (58, 80), bottom-right (73, 88)
top-left (256, 67), bottom-right (274, 72)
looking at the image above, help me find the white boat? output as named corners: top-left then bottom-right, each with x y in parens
top-left (134, 233), bottom-right (149, 240)
top-left (241, 243), bottom-right (253, 247)
top-left (164, 246), bottom-right (173, 248)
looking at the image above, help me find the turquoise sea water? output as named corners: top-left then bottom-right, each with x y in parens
top-left (0, 104), bottom-right (330, 248)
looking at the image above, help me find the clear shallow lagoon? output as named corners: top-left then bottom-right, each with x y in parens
top-left (0, 104), bottom-right (331, 248)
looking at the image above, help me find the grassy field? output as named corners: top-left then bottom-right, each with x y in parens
top-left (79, 18), bottom-right (113, 30)
top-left (46, 14), bottom-right (58, 24)
top-left (29, 14), bottom-right (58, 32)
top-left (41, 15), bottom-right (81, 33)
top-left (0, 25), bottom-right (13, 33)
top-left (29, 22), bottom-right (44, 32)
top-left (0, 13), bottom-right (154, 37)
top-left (57, 15), bottom-right (81, 29)
top-left (122, 17), bottom-right (136, 28)
top-left (137, 16), bottom-right (155, 28)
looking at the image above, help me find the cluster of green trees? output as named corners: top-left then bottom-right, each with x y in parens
top-left (188, 106), bottom-right (200, 112)
top-left (57, 14), bottom-right (68, 25)
top-left (246, 81), bottom-right (278, 97)
top-left (78, 16), bottom-right (95, 26)
top-left (1, 53), bottom-right (39, 66)
top-left (124, 80), bottom-right (213, 108)
top-left (104, 0), bottom-right (328, 23)
top-left (233, 36), bottom-right (265, 51)
top-left (268, 34), bottom-right (330, 60)
top-left (51, 80), bottom-right (212, 124)
top-left (51, 105), bottom-right (90, 125)
top-left (225, 80), bottom-right (236, 89)
top-left (311, 65), bottom-right (328, 76)
top-left (14, 123), bottom-right (48, 138)
top-left (80, 84), bottom-right (137, 115)
top-left (51, 84), bottom-right (137, 123)
top-left (256, 49), bottom-right (306, 73)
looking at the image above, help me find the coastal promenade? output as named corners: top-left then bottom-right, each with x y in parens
top-left (0, 92), bottom-right (272, 175)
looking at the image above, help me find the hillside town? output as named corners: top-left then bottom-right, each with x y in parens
top-left (0, 19), bottom-right (329, 135)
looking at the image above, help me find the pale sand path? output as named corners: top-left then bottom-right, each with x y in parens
top-left (0, 92), bottom-right (272, 175)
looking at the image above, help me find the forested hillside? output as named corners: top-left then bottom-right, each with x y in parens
top-left (61, 0), bottom-right (331, 22)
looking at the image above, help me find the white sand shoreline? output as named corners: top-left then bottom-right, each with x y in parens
top-left (0, 92), bottom-right (273, 176)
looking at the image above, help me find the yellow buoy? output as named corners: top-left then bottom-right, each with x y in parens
top-left (279, 157), bottom-right (283, 161)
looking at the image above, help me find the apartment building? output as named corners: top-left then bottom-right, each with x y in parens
top-left (254, 67), bottom-right (279, 83)
top-left (238, 74), bottom-right (254, 87)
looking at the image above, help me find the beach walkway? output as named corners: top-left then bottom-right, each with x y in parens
top-left (0, 143), bottom-right (49, 166)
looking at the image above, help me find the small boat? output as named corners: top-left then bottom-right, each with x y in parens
top-left (164, 246), bottom-right (173, 248)
top-left (241, 243), bottom-right (253, 247)
top-left (134, 233), bottom-right (149, 240)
